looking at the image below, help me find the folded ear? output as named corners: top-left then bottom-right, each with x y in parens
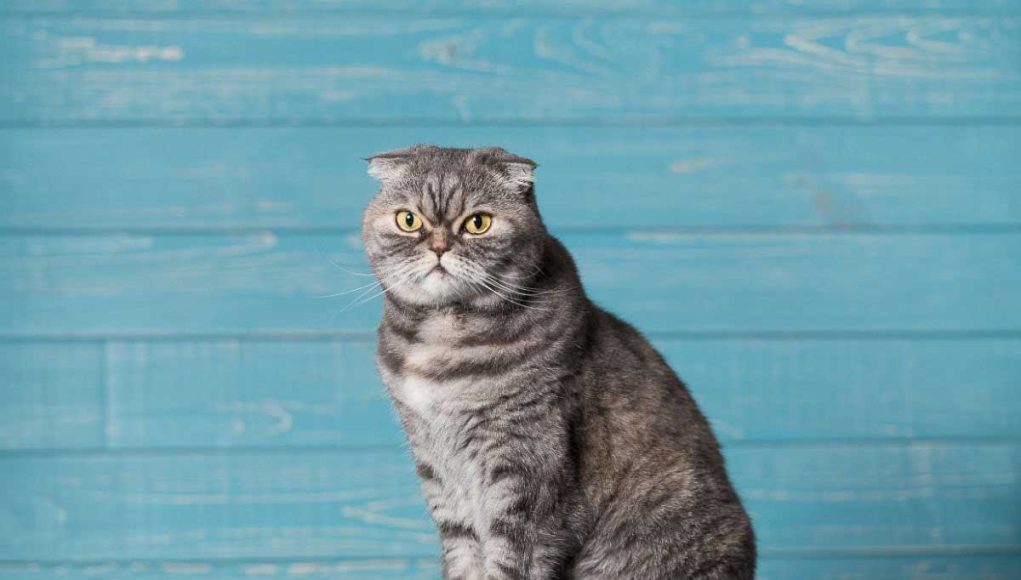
top-left (478, 147), bottom-right (537, 191)
top-left (501, 157), bottom-right (537, 190)
top-left (366, 144), bottom-right (432, 182)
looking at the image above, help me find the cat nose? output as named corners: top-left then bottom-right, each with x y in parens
top-left (428, 234), bottom-right (449, 257)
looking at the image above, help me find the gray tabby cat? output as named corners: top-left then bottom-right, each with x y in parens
top-left (362, 145), bottom-right (755, 579)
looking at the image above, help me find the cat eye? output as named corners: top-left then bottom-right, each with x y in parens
top-left (463, 213), bottom-right (492, 235)
top-left (395, 210), bottom-right (423, 232)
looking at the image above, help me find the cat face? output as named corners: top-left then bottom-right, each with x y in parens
top-left (362, 145), bottom-right (545, 309)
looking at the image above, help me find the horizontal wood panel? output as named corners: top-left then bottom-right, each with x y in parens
top-left (0, 451), bottom-right (436, 562)
top-left (0, 0), bottom-right (1014, 573)
top-left (0, 443), bottom-right (1015, 561)
top-left (6, 337), bottom-right (1016, 451)
top-left (0, 343), bottom-right (104, 450)
top-left (3, 126), bottom-right (1018, 230)
top-left (95, 338), bottom-right (1021, 450)
top-left (757, 554), bottom-right (1021, 580)
top-left (0, 560), bottom-right (441, 579)
top-left (105, 340), bottom-right (395, 449)
top-left (4, 1), bottom-right (1019, 16)
top-left (1, 232), bottom-right (1018, 335)
top-left (1, 554), bottom-right (1019, 579)
top-left (2, 17), bottom-right (1018, 124)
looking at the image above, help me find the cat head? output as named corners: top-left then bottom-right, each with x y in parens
top-left (362, 144), bottom-right (546, 309)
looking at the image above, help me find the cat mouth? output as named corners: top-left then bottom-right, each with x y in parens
top-left (429, 264), bottom-right (447, 275)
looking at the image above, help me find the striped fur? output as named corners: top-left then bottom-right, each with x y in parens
top-left (363, 145), bottom-right (755, 579)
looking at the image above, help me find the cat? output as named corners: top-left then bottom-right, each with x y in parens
top-left (362, 145), bottom-right (755, 579)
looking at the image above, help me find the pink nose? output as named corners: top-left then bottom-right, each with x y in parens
top-left (429, 236), bottom-right (449, 257)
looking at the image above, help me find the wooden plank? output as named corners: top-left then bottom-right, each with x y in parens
top-left (3, 126), bottom-right (1018, 230)
top-left (757, 554), bottom-right (1021, 580)
top-left (735, 442), bottom-right (1020, 550)
top-left (656, 338), bottom-right (1021, 442)
top-left (0, 443), bottom-right (1015, 561)
top-left (0, 342), bottom-right (104, 450)
top-left (1, 16), bottom-right (1017, 124)
top-left (4, 1), bottom-right (1018, 16)
top-left (1, 554), bottom-right (1018, 579)
top-left (100, 338), bottom-right (1020, 450)
top-left (0, 450), bottom-right (435, 562)
top-left (0, 560), bottom-right (441, 578)
top-left (105, 340), bottom-right (397, 449)
top-left (0, 232), bottom-right (1018, 335)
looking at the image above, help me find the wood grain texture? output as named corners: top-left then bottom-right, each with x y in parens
top-left (0, 451), bottom-right (435, 562)
top-left (105, 340), bottom-right (396, 449)
top-left (89, 338), bottom-right (1021, 450)
top-left (0, 443), bottom-right (1015, 561)
top-left (1, 554), bottom-right (1019, 579)
top-left (2, 337), bottom-right (1015, 451)
top-left (0, 343), bottom-right (104, 450)
top-left (757, 554), bottom-right (1021, 580)
top-left (4, 1), bottom-right (1019, 16)
top-left (1, 232), bottom-right (1017, 335)
top-left (2, 16), bottom-right (1018, 124)
top-left (0, 0), bottom-right (1017, 574)
top-left (3, 125), bottom-right (1018, 230)
top-left (0, 559), bottom-right (442, 579)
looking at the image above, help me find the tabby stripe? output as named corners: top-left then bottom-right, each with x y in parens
top-left (438, 520), bottom-right (479, 541)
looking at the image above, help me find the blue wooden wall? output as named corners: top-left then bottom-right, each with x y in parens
top-left (1, 1), bottom-right (1019, 578)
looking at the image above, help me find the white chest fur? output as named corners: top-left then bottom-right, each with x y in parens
top-left (391, 373), bottom-right (446, 418)
top-left (380, 315), bottom-right (510, 541)
top-left (386, 312), bottom-right (470, 419)
top-left (387, 371), bottom-right (488, 536)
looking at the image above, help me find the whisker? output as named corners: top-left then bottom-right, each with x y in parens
top-left (485, 274), bottom-right (562, 297)
top-left (330, 257), bottom-right (420, 320)
top-left (351, 277), bottom-right (409, 307)
top-left (334, 279), bottom-right (399, 317)
top-left (349, 277), bottom-right (390, 304)
top-left (314, 279), bottom-right (381, 299)
top-left (469, 273), bottom-right (549, 311)
top-left (343, 263), bottom-right (424, 312)
top-left (485, 267), bottom-right (573, 297)
top-left (455, 272), bottom-right (516, 309)
top-left (449, 257), bottom-right (561, 308)
top-left (328, 257), bottom-right (377, 278)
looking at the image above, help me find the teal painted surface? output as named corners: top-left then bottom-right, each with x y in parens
top-left (2, 17), bottom-right (1019, 123)
top-left (0, 343), bottom-right (104, 450)
top-left (0, 1), bottom-right (1018, 578)
top-left (1, 556), bottom-right (1019, 580)
top-left (2, 127), bottom-right (1019, 230)
top-left (3, 232), bottom-right (1019, 334)
top-left (102, 339), bottom-right (1021, 449)
top-left (3, 339), bottom-right (1018, 451)
top-left (1, 444), bottom-right (1016, 560)
top-left (4, 1), bottom-right (1020, 16)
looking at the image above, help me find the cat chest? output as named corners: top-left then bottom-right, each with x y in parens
top-left (387, 338), bottom-right (494, 416)
top-left (390, 375), bottom-right (489, 525)
top-left (387, 374), bottom-right (482, 462)
top-left (389, 373), bottom-right (468, 420)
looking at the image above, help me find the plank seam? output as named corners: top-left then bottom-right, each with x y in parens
top-left (3, 9), bottom-right (1021, 18)
top-left (2, 117), bottom-right (1021, 129)
top-left (0, 545), bottom-right (1018, 567)
top-left (2, 330), bottom-right (1020, 343)
top-left (1, 225), bottom-right (1021, 236)
top-left (1, 437), bottom-right (1018, 457)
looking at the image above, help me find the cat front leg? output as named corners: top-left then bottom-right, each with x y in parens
top-left (418, 462), bottom-right (485, 580)
top-left (478, 461), bottom-right (568, 580)
top-left (439, 520), bottom-right (484, 580)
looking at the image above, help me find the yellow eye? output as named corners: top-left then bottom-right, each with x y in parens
top-left (395, 210), bottom-right (422, 232)
top-left (463, 213), bottom-right (492, 235)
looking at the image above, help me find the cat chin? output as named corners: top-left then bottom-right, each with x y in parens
top-left (390, 276), bottom-right (473, 308)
